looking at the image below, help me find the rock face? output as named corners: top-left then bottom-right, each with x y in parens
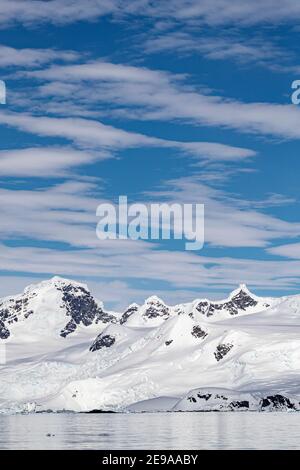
top-left (0, 281), bottom-right (273, 342)
top-left (260, 395), bottom-right (297, 411)
top-left (120, 304), bottom-right (138, 325)
top-left (173, 388), bottom-right (300, 412)
top-left (115, 284), bottom-right (274, 330)
top-left (143, 296), bottom-right (170, 319)
top-left (119, 296), bottom-right (172, 327)
top-left (59, 283), bottom-right (116, 337)
top-left (214, 343), bottom-right (234, 361)
top-left (194, 286), bottom-right (269, 318)
top-left (90, 333), bottom-right (115, 352)
top-left (0, 320), bottom-right (10, 340)
top-left (0, 289), bottom-right (37, 339)
top-left (0, 276), bottom-right (117, 340)
top-left (191, 325), bottom-right (207, 339)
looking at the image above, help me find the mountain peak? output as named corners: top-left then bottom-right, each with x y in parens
top-left (227, 284), bottom-right (255, 300)
top-left (145, 295), bottom-right (166, 305)
top-left (22, 276), bottom-right (88, 295)
top-left (0, 276), bottom-right (116, 340)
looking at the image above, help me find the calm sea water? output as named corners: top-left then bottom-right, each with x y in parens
top-left (0, 412), bottom-right (299, 450)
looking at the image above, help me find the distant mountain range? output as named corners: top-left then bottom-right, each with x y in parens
top-left (0, 276), bottom-right (299, 413)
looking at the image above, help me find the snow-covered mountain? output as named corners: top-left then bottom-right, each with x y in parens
top-left (0, 276), bottom-right (299, 413)
top-left (0, 276), bottom-right (116, 341)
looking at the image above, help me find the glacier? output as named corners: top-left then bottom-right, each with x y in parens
top-left (0, 276), bottom-right (299, 413)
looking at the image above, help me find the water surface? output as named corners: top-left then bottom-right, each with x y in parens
top-left (0, 412), bottom-right (299, 450)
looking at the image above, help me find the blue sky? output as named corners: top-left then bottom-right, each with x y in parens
top-left (1, 1), bottom-right (300, 309)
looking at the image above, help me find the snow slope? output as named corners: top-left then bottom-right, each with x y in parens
top-left (0, 277), bottom-right (299, 413)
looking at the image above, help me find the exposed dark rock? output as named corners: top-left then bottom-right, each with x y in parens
top-left (0, 279), bottom-right (116, 340)
top-left (143, 298), bottom-right (169, 319)
top-left (260, 394), bottom-right (296, 411)
top-left (215, 394), bottom-right (228, 400)
top-left (90, 333), bottom-right (115, 352)
top-left (24, 310), bottom-right (34, 319)
top-left (0, 292), bottom-right (37, 339)
top-left (196, 289), bottom-right (258, 317)
top-left (60, 319), bottom-right (77, 338)
top-left (188, 396), bottom-right (197, 403)
top-left (195, 301), bottom-right (210, 315)
top-left (191, 325), bottom-right (207, 339)
top-left (214, 343), bottom-right (233, 361)
top-left (165, 340), bottom-right (173, 346)
top-left (58, 283), bottom-right (116, 337)
top-left (0, 320), bottom-right (10, 339)
top-left (197, 393), bottom-right (212, 401)
top-left (230, 400), bottom-right (249, 409)
top-left (120, 305), bottom-right (138, 325)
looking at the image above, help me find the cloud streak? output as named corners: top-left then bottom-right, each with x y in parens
top-left (22, 60), bottom-right (300, 140)
top-left (1, 1), bottom-right (300, 28)
top-left (0, 45), bottom-right (79, 68)
top-left (0, 112), bottom-right (255, 169)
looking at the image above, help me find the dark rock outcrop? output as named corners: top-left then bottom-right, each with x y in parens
top-left (0, 292), bottom-right (37, 339)
top-left (90, 333), bottom-right (116, 352)
top-left (214, 343), bottom-right (233, 361)
top-left (260, 394), bottom-right (296, 411)
top-left (191, 325), bottom-right (207, 339)
top-left (120, 305), bottom-right (138, 325)
top-left (196, 288), bottom-right (261, 317)
top-left (143, 297), bottom-right (170, 319)
top-left (58, 283), bottom-right (116, 337)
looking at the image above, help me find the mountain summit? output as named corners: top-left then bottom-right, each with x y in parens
top-left (0, 276), bottom-right (116, 340)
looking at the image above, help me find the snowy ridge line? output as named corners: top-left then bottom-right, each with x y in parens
top-left (0, 276), bottom-right (276, 340)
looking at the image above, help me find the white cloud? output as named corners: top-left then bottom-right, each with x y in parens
top-left (28, 60), bottom-right (171, 83)
top-left (1, 1), bottom-right (300, 28)
top-left (23, 60), bottom-right (300, 140)
top-left (0, 0), bottom-right (118, 27)
top-left (268, 243), bottom-right (300, 259)
top-left (0, 45), bottom-right (79, 68)
top-left (1, 242), bottom-right (300, 308)
top-left (0, 147), bottom-right (104, 177)
top-left (1, 175), bottom-right (300, 254)
top-left (144, 31), bottom-right (287, 71)
top-left (1, 175), bottom-right (300, 305)
top-left (146, 176), bottom-right (300, 248)
top-left (0, 112), bottom-right (255, 164)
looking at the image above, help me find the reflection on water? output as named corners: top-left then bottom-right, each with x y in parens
top-left (0, 412), bottom-right (299, 450)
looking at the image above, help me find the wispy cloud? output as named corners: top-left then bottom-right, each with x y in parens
top-left (1, 174), bottom-right (300, 253)
top-left (143, 31), bottom-right (288, 71)
top-left (0, 45), bottom-right (79, 68)
top-left (1, 175), bottom-right (300, 306)
top-left (1, 1), bottom-right (300, 28)
top-left (1, 5), bottom-right (300, 304)
top-left (2, 240), bottom-right (300, 309)
top-left (0, 112), bottom-right (255, 165)
top-left (0, 147), bottom-right (103, 177)
top-left (146, 176), bottom-right (300, 248)
top-left (268, 243), bottom-right (300, 259)
top-left (21, 60), bottom-right (300, 140)
top-left (0, 0), bottom-right (118, 28)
